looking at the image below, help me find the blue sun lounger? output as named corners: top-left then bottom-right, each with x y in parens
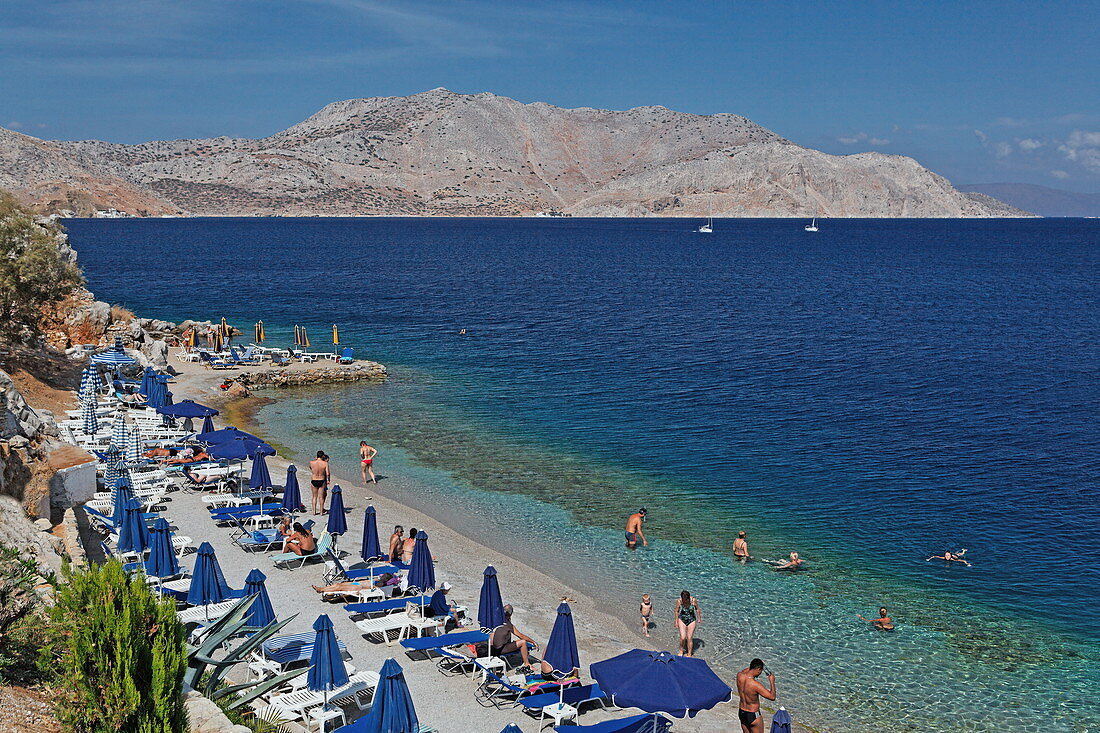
top-left (344, 595), bottom-right (430, 616)
top-left (232, 518), bottom-right (315, 551)
top-left (555, 713), bottom-right (672, 733)
top-left (85, 505), bottom-right (160, 532)
top-left (520, 683), bottom-right (607, 715)
top-left (399, 629), bottom-right (488, 653)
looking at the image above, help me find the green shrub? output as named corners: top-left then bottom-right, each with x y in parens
top-left (49, 560), bottom-right (187, 732)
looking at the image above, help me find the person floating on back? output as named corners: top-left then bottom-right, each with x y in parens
top-left (625, 507), bottom-right (648, 549)
top-left (927, 549), bottom-right (972, 566)
top-left (736, 658), bottom-right (776, 733)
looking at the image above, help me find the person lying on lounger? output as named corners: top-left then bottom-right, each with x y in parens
top-left (310, 572), bottom-right (399, 597)
top-left (117, 392), bottom-right (148, 405)
top-left (281, 523), bottom-right (316, 556)
top-left (144, 447), bottom-right (175, 459)
top-left (165, 448), bottom-right (210, 465)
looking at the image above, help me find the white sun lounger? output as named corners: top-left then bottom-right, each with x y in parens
top-left (354, 611), bottom-right (443, 646)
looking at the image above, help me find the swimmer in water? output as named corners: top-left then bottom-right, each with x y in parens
top-left (927, 549), bottom-right (972, 566)
top-left (766, 552), bottom-right (803, 571)
top-left (858, 606), bottom-right (896, 631)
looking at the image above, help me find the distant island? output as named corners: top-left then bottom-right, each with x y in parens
top-left (0, 88), bottom-right (1029, 218)
top-left (958, 183), bottom-right (1099, 218)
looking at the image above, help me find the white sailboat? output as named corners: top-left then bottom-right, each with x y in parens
top-left (804, 217), bottom-right (818, 232)
top-left (698, 217), bottom-right (713, 233)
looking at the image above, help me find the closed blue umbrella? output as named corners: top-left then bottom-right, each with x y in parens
top-left (354, 658), bottom-right (419, 733)
top-left (770, 707), bottom-right (792, 733)
top-left (281, 465), bottom-right (304, 513)
top-left (195, 426), bottom-right (261, 445)
top-left (544, 602), bottom-right (580, 676)
top-left (80, 394), bottom-right (99, 435)
top-left (187, 541), bottom-right (232, 608)
top-left (111, 472), bottom-right (134, 527)
top-left (117, 498), bottom-right (150, 555)
top-left (139, 367), bottom-right (156, 397)
top-left (146, 517), bottom-right (180, 579)
top-left (249, 450), bottom-right (273, 490)
top-left (208, 436), bottom-right (275, 461)
top-left (307, 614), bottom-right (349, 710)
top-left (361, 505), bottom-right (382, 562)
top-left (147, 375), bottom-right (170, 410)
top-left (327, 485), bottom-right (347, 535)
top-left (500, 727), bottom-right (524, 733)
top-left (590, 649), bottom-right (733, 718)
top-left (242, 569), bottom-right (276, 628)
top-left (478, 565), bottom-right (506, 631)
top-left (407, 531), bottom-right (435, 592)
top-left (200, 415), bottom-right (215, 434)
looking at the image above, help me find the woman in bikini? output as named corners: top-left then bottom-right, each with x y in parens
top-left (675, 590), bottom-right (701, 656)
top-left (401, 527), bottom-right (418, 563)
top-left (281, 523), bottom-right (316, 556)
top-left (359, 441), bottom-right (378, 484)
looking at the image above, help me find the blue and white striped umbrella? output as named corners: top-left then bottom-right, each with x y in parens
top-left (111, 415), bottom-right (130, 453)
top-left (102, 445), bottom-right (123, 488)
top-left (126, 424), bottom-right (143, 464)
top-left (80, 394), bottom-right (100, 435)
top-left (79, 366), bottom-right (103, 399)
top-left (90, 337), bottom-right (137, 366)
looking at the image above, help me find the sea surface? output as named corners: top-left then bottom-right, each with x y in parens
top-left (69, 217), bottom-right (1099, 732)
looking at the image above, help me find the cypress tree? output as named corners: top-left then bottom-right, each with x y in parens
top-left (50, 560), bottom-right (187, 732)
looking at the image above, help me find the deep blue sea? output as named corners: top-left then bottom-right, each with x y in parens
top-left (69, 217), bottom-right (1099, 732)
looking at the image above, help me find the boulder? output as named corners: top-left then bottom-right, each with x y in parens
top-left (147, 339), bottom-right (169, 369)
top-left (224, 382), bottom-right (251, 399)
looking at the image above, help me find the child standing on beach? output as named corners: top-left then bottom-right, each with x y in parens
top-left (640, 594), bottom-right (653, 637)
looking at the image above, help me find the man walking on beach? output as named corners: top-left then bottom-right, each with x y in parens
top-left (736, 659), bottom-right (776, 733)
top-left (625, 507), bottom-right (647, 549)
top-left (733, 530), bottom-right (750, 563)
top-left (309, 450), bottom-right (330, 515)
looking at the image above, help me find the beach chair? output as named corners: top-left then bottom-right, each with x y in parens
top-left (255, 671), bottom-right (379, 731)
top-left (260, 630), bottom-right (349, 671)
top-left (338, 347), bottom-right (354, 364)
top-left (519, 683), bottom-right (608, 718)
top-left (232, 518), bottom-right (314, 552)
top-left (554, 713), bottom-right (673, 733)
top-left (230, 346), bottom-right (261, 364)
top-left (474, 667), bottom-right (580, 709)
top-left (343, 595), bottom-right (430, 617)
top-left (176, 599), bottom-right (243, 624)
top-left (354, 607), bottom-right (442, 645)
top-left (271, 531), bottom-right (331, 569)
top-left (398, 629), bottom-right (489, 667)
top-left (323, 554), bottom-right (402, 585)
top-left (198, 351), bottom-right (233, 370)
top-left (270, 353), bottom-right (291, 367)
top-left (182, 466), bottom-right (237, 493)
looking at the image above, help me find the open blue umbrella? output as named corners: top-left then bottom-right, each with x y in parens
top-left (354, 658), bottom-right (419, 733)
top-left (590, 649), bottom-right (733, 718)
top-left (187, 541), bottom-right (232, 608)
top-left (770, 707), bottom-right (792, 733)
top-left (90, 337), bottom-right (136, 366)
top-left (195, 426), bottom-right (261, 444)
top-left (117, 498), bottom-right (150, 555)
top-left (361, 505), bottom-right (382, 562)
top-left (544, 602), bottom-right (580, 676)
top-left (249, 450), bottom-right (273, 490)
top-left (111, 472), bottom-right (134, 526)
top-left (500, 727), bottom-right (524, 733)
top-left (478, 565), bottom-right (506, 631)
top-left (242, 569), bottom-right (276, 628)
top-left (80, 394), bottom-right (99, 435)
top-left (327, 485), bottom-right (347, 535)
top-left (156, 399), bottom-right (217, 419)
top-left (145, 517), bottom-right (180, 579)
top-left (307, 614), bottom-right (349, 710)
top-left (200, 415), bottom-right (215, 434)
top-left (407, 531), bottom-right (435, 592)
top-left (281, 465), bottom-right (304, 513)
top-left (208, 436), bottom-right (275, 461)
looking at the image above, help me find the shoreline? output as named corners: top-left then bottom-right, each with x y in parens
top-left (168, 354), bottom-right (807, 733)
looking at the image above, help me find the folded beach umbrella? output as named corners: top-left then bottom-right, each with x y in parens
top-left (353, 658), bottom-right (419, 733)
top-left (117, 498), bottom-right (150, 555)
top-left (544, 602), bottom-right (580, 676)
top-left (281, 465), bottom-right (304, 513)
top-left (478, 565), bottom-right (506, 631)
top-left (126, 424), bottom-right (143, 464)
top-left (200, 415), bottom-right (215, 434)
top-left (103, 444), bottom-right (123, 488)
top-left (187, 541), bottom-right (232, 608)
top-left (327, 485), bottom-right (347, 536)
top-left (213, 329), bottom-right (224, 353)
top-left (407, 531), bottom-right (435, 592)
top-left (138, 366), bottom-right (156, 397)
top-left (242, 569), bottom-right (276, 628)
top-left (255, 320), bottom-right (265, 344)
top-left (590, 649), bottom-right (733, 718)
top-left (208, 436), bottom-right (275, 461)
top-left (361, 505), bottom-right (382, 562)
top-left (111, 472), bottom-right (134, 526)
top-left (500, 727), bottom-right (524, 733)
top-left (110, 415), bottom-right (130, 452)
top-left (307, 614), bottom-right (349, 710)
top-left (293, 324), bottom-right (301, 347)
top-left (300, 327), bottom-right (310, 348)
top-left (770, 707), bottom-right (792, 733)
top-left (332, 324), bottom-right (339, 345)
top-left (79, 365), bottom-right (103, 399)
top-left (220, 317), bottom-right (231, 338)
top-left (249, 450), bottom-right (273, 490)
top-left (195, 426), bottom-right (261, 445)
top-left (80, 393), bottom-right (99, 436)
top-left (145, 517), bottom-right (180, 579)
top-left (147, 375), bottom-right (169, 410)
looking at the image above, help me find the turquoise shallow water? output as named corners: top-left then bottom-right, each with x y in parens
top-left (68, 216), bottom-right (1100, 732)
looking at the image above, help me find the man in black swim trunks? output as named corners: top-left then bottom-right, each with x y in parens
top-left (736, 658), bottom-right (776, 733)
top-left (625, 507), bottom-right (647, 549)
top-left (308, 450), bottom-right (330, 516)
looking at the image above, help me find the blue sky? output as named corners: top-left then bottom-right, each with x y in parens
top-left (3, 0), bottom-right (1098, 191)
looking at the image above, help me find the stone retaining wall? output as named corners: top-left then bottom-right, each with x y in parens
top-left (234, 361), bottom-right (387, 389)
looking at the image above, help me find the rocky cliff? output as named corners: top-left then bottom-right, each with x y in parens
top-left (1, 89), bottom-right (1027, 218)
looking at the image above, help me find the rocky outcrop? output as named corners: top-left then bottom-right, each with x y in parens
top-left (234, 361), bottom-right (387, 389)
top-left (182, 688), bottom-right (251, 733)
top-left (0, 89), bottom-right (1029, 218)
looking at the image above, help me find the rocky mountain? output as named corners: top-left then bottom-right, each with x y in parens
top-left (0, 88), bottom-right (1028, 217)
top-left (957, 183), bottom-right (1100, 217)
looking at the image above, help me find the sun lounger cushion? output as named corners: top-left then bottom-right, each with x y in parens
top-left (399, 629), bottom-right (487, 652)
top-left (520, 683), bottom-right (606, 711)
top-left (344, 595), bottom-right (430, 615)
top-left (555, 713), bottom-right (672, 733)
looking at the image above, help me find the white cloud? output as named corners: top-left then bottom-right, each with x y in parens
top-left (973, 129), bottom-right (988, 143)
top-left (837, 132), bottom-right (888, 146)
top-left (1049, 169), bottom-right (1069, 179)
top-left (1058, 130), bottom-right (1100, 173)
top-left (1017, 138), bottom-right (1043, 151)
top-left (993, 141), bottom-right (1013, 158)
top-left (6, 120), bottom-right (22, 129)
